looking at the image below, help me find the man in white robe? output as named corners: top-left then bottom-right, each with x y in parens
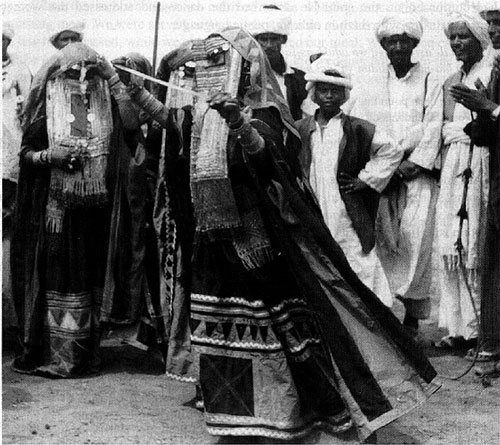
top-left (2, 22), bottom-right (32, 330)
top-left (49, 20), bottom-right (85, 49)
top-left (449, 1), bottom-right (500, 369)
top-left (352, 15), bottom-right (443, 336)
top-left (296, 57), bottom-right (402, 307)
top-left (435, 11), bottom-right (492, 349)
top-left (248, 5), bottom-right (307, 120)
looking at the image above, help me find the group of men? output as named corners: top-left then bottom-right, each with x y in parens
top-left (2, 2), bottom-right (500, 443)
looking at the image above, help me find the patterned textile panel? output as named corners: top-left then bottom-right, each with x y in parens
top-left (42, 289), bottom-right (101, 375)
top-left (191, 293), bottom-right (322, 359)
top-left (191, 293), bottom-right (352, 439)
top-left (46, 77), bottom-right (113, 152)
top-left (44, 290), bottom-right (93, 339)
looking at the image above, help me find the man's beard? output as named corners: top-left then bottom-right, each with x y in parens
top-left (264, 49), bottom-right (286, 75)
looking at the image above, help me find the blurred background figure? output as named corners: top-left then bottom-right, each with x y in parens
top-left (2, 22), bottom-right (32, 336)
top-left (49, 20), bottom-right (84, 49)
top-left (250, 4), bottom-right (307, 119)
top-left (100, 53), bottom-right (166, 361)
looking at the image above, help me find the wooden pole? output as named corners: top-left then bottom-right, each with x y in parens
top-left (152, 1), bottom-right (161, 75)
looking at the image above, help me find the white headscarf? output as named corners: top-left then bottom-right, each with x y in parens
top-left (49, 21), bottom-right (85, 46)
top-left (3, 22), bottom-right (15, 41)
top-left (247, 6), bottom-right (291, 37)
top-left (375, 14), bottom-right (423, 44)
top-left (474, 0), bottom-right (500, 13)
top-left (305, 56), bottom-right (353, 103)
top-left (305, 56), bottom-right (353, 91)
top-left (444, 11), bottom-right (491, 50)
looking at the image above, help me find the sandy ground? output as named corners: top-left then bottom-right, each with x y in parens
top-left (2, 296), bottom-right (500, 445)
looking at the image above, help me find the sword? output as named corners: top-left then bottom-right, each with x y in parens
top-left (112, 64), bottom-right (205, 98)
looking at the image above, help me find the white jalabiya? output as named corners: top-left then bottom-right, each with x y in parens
top-left (309, 113), bottom-right (396, 307)
top-left (2, 56), bottom-right (31, 183)
top-left (2, 55), bottom-right (31, 330)
top-left (437, 60), bottom-right (491, 340)
top-left (353, 63), bottom-right (443, 314)
top-left (274, 63), bottom-right (294, 101)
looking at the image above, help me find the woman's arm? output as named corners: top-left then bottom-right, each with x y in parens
top-left (21, 120), bottom-right (81, 172)
top-left (127, 85), bottom-right (170, 128)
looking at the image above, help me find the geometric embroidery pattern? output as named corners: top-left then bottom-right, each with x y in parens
top-left (45, 290), bottom-right (93, 339)
top-left (190, 293), bottom-right (322, 359)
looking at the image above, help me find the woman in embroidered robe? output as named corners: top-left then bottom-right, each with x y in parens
top-left (435, 12), bottom-right (491, 350)
top-left (127, 27), bottom-right (439, 442)
top-left (11, 43), bottom-right (140, 377)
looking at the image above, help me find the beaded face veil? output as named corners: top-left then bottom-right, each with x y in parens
top-left (45, 42), bottom-right (113, 232)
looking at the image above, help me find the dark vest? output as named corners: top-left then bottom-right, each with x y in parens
top-left (464, 68), bottom-right (500, 229)
top-left (296, 114), bottom-right (379, 253)
top-left (488, 68), bottom-right (500, 229)
top-left (284, 68), bottom-right (307, 121)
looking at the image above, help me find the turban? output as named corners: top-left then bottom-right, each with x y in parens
top-left (474, 0), bottom-right (500, 13)
top-left (376, 14), bottom-right (423, 43)
top-left (304, 56), bottom-right (353, 91)
top-left (49, 20), bottom-right (85, 46)
top-left (112, 52), bottom-right (153, 91)
top-left (247, 6), bottom-right (291, 37)
top-left (3, 22), bottom-right (14, 41)
top-left (444, 11), bottom-right (490, 51)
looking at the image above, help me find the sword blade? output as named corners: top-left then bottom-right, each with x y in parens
top-left (112, 64), bottom-right (204, 98)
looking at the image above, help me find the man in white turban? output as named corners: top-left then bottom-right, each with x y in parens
top-left (435, 11), bottom-right (491, 352)
top-left (249, 5), bottom-right (307, 120)
top-left (375, 14), bottom-right (423, 45)
top-left (450, 2), bottom-right (500, 371)
top-left (296, 56), bottom-right (402, 308)
top-left (2, 22), bottom-right (32, 331)
top-left (49, 21), bottom-right (84, 49)
top-left (351, 14), bottom-right (443, 338)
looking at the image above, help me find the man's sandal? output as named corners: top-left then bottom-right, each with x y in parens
top-left (465, 348), bottom-right (499, 362)
top-left (434, 336), bottom-right (459, 350)
top-left (434, 336), bottom-right (476, 350)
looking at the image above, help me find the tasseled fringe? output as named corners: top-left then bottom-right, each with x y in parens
top-left (229, 189), bottom-right (275, 270)
top-left (235, 245), bottom-right (275, 270)
top-left (192, 179), bottom-right (241, 232)
top-left (45, 215), bottom-right (62, 233)
top-left (61, 177), bottom-right (109, 207)
top-left (45, 200), bottom-right (65, 233)
top-left (49, 173), bottom-right (108, 208)
top-left (46, 215), bottom-right (64, 233)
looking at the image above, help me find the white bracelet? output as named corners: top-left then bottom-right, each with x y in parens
top-left (490, 105), bottom-right (500, 121)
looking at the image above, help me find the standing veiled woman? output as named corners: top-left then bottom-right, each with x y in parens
top-left (127, 27), bottom-right (439, 442)
top-left (11, 42), bottom-right (140, 377)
